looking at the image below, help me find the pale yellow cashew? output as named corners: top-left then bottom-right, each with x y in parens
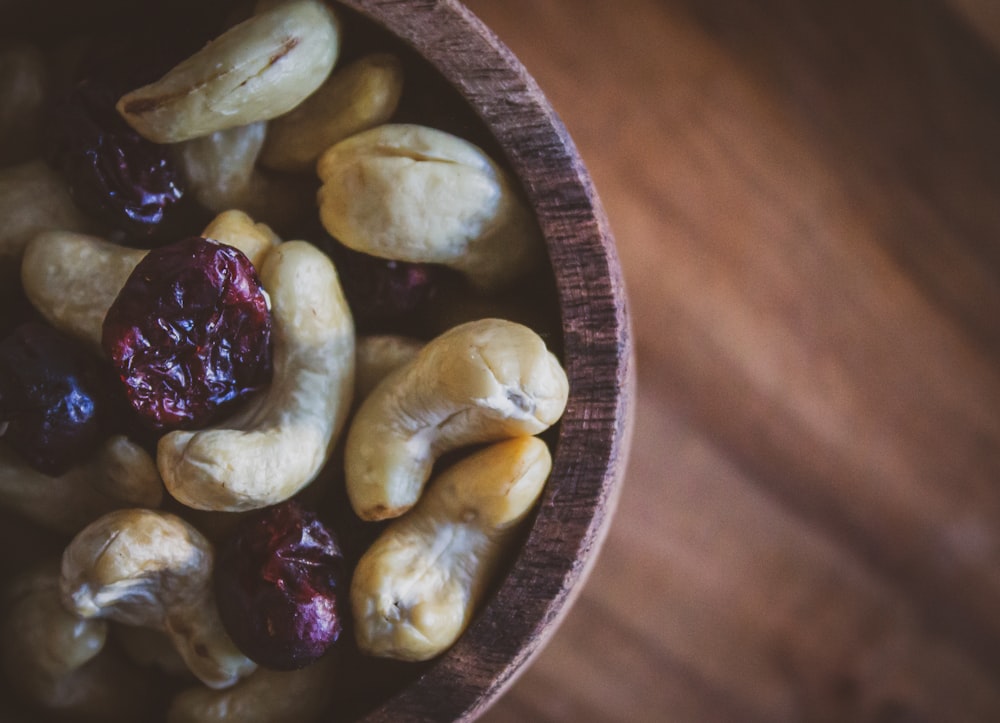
top-left (20, 222), bottom-right (276, 352)
top-left (178, 126), bottom-right (315, 232)
top-left (345, 318), bottom-right (567, 521)
top-left (352, 436), bottom-right (552, 661)
top-left (117, 0), bottom-right (340, 143)
top-left (260, 53), bottom-right (404, 173)
top-left (201, 209), bottom-right (282, 267)
top-left (178, 122), bottom-right (268, 212)
top-left (92, 435), bottom-right (165, 509)
top-left (21, 231), bottom-right (148, 351)
top-left (0, 161), bottom-right (91, 260)
top-left (167, 652), bottom-right (338, 723)
top-left (0, 443), bottom-right (125, 536)
top-left (158, 240), bottom-right (355, 511)
top-left (60, 509), bottom-right (257, 690)
top-left (317, 124), bottom-right (545, 292)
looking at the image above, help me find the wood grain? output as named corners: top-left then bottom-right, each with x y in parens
top-left (458, 0), bottom-right (1000, 721)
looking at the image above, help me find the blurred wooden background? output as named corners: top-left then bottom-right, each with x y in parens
top-left (462, 0), bottom-right (1000, 721)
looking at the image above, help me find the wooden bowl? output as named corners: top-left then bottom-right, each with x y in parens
top-left (0, 0), bottom-right (632, 720)
top-left (335, 2), bottom-right (633, 720)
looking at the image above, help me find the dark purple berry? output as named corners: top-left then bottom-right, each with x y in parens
top-left (47, 78), bottom-right (186, 241)
top-left (215, 501), bottom-right (346, 670)
top-left (0, 323), bottom-right (107, 475)
top-left (321, 237), bottom-right (450, 332)
top-left (102, 237), bottom-right (272, 431)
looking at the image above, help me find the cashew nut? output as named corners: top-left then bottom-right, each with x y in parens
top-left (167, 652), bottom-right (338, 723)
top-left (92, 435), bottom-right (165, 509)
top-left (178, 122), bottom-right (267, 212)
top-left (60, 508), bottom-right (258, 689)
top-left (0, 44), bottom-right (47, 166)
top-left (157, 240), bottom-right (355, 511)
top-left (317, 124), bottom-right (545, 292)
top-left (0, 443), bottom-right (123, 536)
top-left (21, 222), bottom-right (277, 351)
top-left (3, 561), bottom-right (107, 679)
top-left (117, 0), bottom-right (340, 143)
top-left (260, 53), bottom-right (404, 173)
top-left (0, 161), bottom-right (91, 260)
top-left (1, 561), bottom-right (157, 722)
top-left (21, 231), bottom-right (147, 351)
top-left (178, 124), bottom-right (315, 231)
top-left (352, 436), bottom-right (552, 661)
top-left (355, 334), bottom-right (423, 402)
top-left (345, 318), bottom-right (568, 521)
top-left (201, 209), bottom-right (282, 268)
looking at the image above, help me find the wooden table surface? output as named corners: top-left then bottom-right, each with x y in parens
top-left (460, 1), bottom-right (1000, 721)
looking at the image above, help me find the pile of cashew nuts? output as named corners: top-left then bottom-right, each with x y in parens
top-left (0, 1), bottom-right (569, 721)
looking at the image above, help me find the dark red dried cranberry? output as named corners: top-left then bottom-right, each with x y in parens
top-left (215, 501), bottom-right (346, 670)
top-left (47, 78), bottom-right (187, 241)
top-left (0, 323), bottom-right (108, 475)
top-left (320, 236), bottom-right (451, 333)
top-left (102, 237), bottom-right (272, 431)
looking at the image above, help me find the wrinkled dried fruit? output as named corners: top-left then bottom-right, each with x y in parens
top-left (320, 235), bottom-right (449, 333)
top-left (48, 78), bottom-right (187, 241)
top-left (102, 236), bottom-right (272, 430)
top-left (0, 323), bottom-right (107, 475)
top-left (215, 501), bottom-right (345, 670)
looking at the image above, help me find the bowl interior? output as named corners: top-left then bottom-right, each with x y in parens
top-left (0, 1), bottom-right (632, 720)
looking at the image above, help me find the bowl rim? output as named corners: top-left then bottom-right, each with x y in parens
top-left (336, 1), bottom-right (634, 720)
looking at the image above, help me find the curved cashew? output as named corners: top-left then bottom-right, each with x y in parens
top-left (167, 652), bottom-right (338, 723)
top-left (21, 222), bottom-right (276, 351)
top-left (60, 509), bottom-right (258, 689)
top-left (201, 209), bottom-right (282, 267)
top-left (352, 436), bottom-right (552, 661)
top-left (21, 231), bottom-right (147, 350)
top-left (178, 122), bottom-right (267, 212)
top-left (345, 318), bottom-right (567, 521)
top-left (2, 562), bottom-right (107, 678)
top-left (179, 125), bottom-right (315, 231)
top-left (0, 443), bottom-right (124, 536)
top-left (0, 161), bottom-right (91, 260)
top-left (92, 435), bottom-right (165, 509)
top-left (355, 334), bottom-right (423, 402)
top-left (1, 562), bottom-right (156, 722)
top-left (260, 53), bottom-right (404, 173)
top-left (317, 124), bottom-right (545, 292)
top-left (117, 0), bottom-right (340, 143)
top-left (158, 240), bottom-right (355, 511)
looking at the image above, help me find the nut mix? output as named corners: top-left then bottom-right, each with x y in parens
top-left (0, 2), bottom-right (567, 720)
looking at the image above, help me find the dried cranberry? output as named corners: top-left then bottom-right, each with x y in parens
top-left (0, 323), bottom-right (108, 475)
top-left (47, 77), bottom-right (187, 241)
top-left (320, 235), bottom-right (451, 332)
top-left (215, 501), bottom-right (346, 670)
top-left (102, 237), bottom-right (272, 430)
